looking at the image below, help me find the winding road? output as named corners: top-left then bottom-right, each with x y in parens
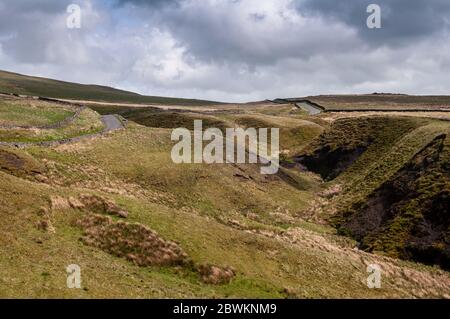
top-left (101, 115), bottom-right (124, 132)
top-left (295, 102), bottom-right (323, 115)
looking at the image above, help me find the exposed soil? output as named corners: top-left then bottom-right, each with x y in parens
top-left (337, 135), bottom-right (450, 270)
top-left (296, 145), bottom-right (368, 180)
top-left (0, 147), bottom-right (44, 177)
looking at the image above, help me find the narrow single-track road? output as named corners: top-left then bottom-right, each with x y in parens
top-left (101, 114), bottom-right (124, 132)
top-left (295, 102), bottom-right (323, 115)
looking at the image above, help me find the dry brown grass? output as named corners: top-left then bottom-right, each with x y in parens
top-left (320, 111), bottom-right (450, 122)
top-left (75, 214), bottom-right (188, 267)
top-left (197, 264), bottom-right (236, 285)
top-left (78, 194), bottom-right (128, 218)
top-left (50, 194), bottom-right (128, 218)
top-left (307, 94), bottom-right (450, 111)
top-left (35, 207), bottom-right (55, 234)
top-left (50, 196), bottom-right (71, 211)
top-left (279, 226), bottom-right (450, 298)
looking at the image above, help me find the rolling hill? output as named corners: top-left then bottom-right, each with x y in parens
top-left (0, 70), bottom-right (218, 106)
top-left (0, 74), bottom-right (449, 298)
top-left (279, 94), bottom-right (450, 111)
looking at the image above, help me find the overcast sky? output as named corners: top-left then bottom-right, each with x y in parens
top-left (1, 0), bottom-right (450, 102)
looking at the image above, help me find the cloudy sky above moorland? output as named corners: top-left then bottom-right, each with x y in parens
top-left (1, 0), bottom-right (450, 102)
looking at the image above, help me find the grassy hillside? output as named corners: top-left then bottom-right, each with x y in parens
top-left (0, 94), bottom-right (449, 298)
top-left (0, 96), bottom-right (73, 127)
top-left (0, 97), bottom-right (104, 143)
top-left (0, 70), bottom-right (218, 106)
top-left (296, 116), bottom-right (450, 270)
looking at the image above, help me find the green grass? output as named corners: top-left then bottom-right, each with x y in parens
top-left (0, 147), bottom-right (441, 298)
top-left (338, 120), bottom-right (449, 205)
top-left (114, 108), bottom-right (230, 131)
top-left (299, 116), bottom-right (449, 215)
top-left (0, 108), bottom-right (104, 143)
top-left (296, 114), bottom-right (450, 268)
top-left (335, 128), bottom-right (450, 262)
top-left (0, 98), bottom-right (74, 127)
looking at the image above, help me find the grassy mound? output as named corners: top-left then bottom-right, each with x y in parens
top-left (76, 214), bottom-right (188, 267)
top-left (118, 109), bottom-right (229, 131)
top-left (0, 107), bottom-right (104, 143)
top-left (227, 114), bottom-right (324, 155)
top-left (0, 97), bottom-right (74, 127)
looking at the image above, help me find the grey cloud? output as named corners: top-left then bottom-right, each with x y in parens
top-left (135, 1), bottom-right (361, 66)
top-left (115, 0), bottom-right (181, 9)
top-left (0, 0), bottom-right (73, 63)
top-left (298, 0), bottom-right (450, 46)
top-left (0, 0), bottom-right (69, 13)
top-left (0, 0), bottom-right (107, 64)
